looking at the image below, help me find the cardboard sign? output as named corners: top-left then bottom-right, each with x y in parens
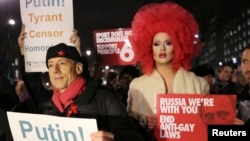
top-left (155, 94), bottom-right (236, 141)
top-left (93, 28), bottom-right (137, 66)
top-left (7, 112), bottom-right (98, 141)
top-left (20, 0), bottom-right (74, 72)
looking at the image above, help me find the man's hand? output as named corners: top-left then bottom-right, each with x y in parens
top-left (90, 131), bottom-right (114, 141)
top-left (146, 115), bottom-right (157, 129)
top-left (18, 24), bottom-right (27, 55)
top-left (234, 117), bottom-right (245, 125)
top-left (70, 29), bottom-right (81, 56)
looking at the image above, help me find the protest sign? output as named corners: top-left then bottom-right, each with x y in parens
top-left (20, 0), bottom-right (74, 72)
top-left (155, 94), bottom-right (236, 141)
top-left (7, 112), bottom-right (98, 141)
top-left (93, 28), bottom-right (137, 66)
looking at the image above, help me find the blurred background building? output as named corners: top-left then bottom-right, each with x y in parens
top-left (198, 0), bottom-right (250, 72)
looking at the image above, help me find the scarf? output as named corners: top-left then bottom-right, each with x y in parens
top-left (52, 76), bottom-right (86, 113)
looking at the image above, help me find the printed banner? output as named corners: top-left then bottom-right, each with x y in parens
top-left (93, 28), bottom-right (137, 66)
top-left (155, 94), bottom-right (236, 141)
top-left (7, 112), bottom-right (98, 141)
top-left (20, 0), bottom-right (74, 72)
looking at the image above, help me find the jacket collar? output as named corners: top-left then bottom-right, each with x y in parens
top-left (74, 79), bottom-right (102, 104)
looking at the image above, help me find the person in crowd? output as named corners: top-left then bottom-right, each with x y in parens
top-left (237, 45), bottom-right (250, 124)
top-left (117, 65), bottom-right (140, 107)
top-left (0, 73), bottom-right (19, 141)
top-left (15, 79), bottom-right (30, 102)
top-left (0, 74), bottom-right (19, 111)
top-left (127, 2), bottom-right (209, 140)
top-left (191, 63), bottom-right (218, 94)
top-left (232, 71), bottom-right (247, 93)
top-left (18, 25), bottom-right (144, 141)
top-left (11, 78), bottom-right (38, 114)
top-left (213, 63), bottom-right (240, 95)
top-left (105, 71), bottom-right (119, 91)
top-left (91, 61), bottom-right (103, 80)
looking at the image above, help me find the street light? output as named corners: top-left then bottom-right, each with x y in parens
top-left (232, 57), bottom-right (237, 64)
top-left (7, 18), bottom-right (16, 80)
top-left (86, 50), bottom-right (91, 56)
top-left (7, 18), bottom-right (15, 46)
top-left (8, 19), bottom-right (15, 25)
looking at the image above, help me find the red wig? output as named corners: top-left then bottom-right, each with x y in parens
top-left (130, 2), bottom-right (202, 75)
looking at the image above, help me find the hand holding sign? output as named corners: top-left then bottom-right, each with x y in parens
top-left (18, 25), bottom-right (27, 55)
top-left (90, 131), bottom-right (114, 141)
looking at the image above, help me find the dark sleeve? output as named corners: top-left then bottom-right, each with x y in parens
top-left (245, 118), bottom-right (250, 124)
top-left (0, 108), bottom-right (13, 141)
top-left (20, 55), bottom-right (52, 113)
top-left (97, 91), bottom-right (145, 141)
top-left (0, 75), bottom-right (19, 110)
top-left (80, 56), bottom-right (91, 81)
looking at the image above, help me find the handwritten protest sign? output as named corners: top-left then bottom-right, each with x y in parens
top-left (93, 28), bottom-right (137, 65)
top-left (7, 112), bottom-right (98, 141)
top-left (20, 0), bottom-right (74, 72)
top-left (155, 94), bottom-right (236, 141)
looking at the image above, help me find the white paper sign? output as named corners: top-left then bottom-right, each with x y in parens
top-left (7, 112), bottom-right (98, 141)
top-left (20, 0), bottom-right (74, 72)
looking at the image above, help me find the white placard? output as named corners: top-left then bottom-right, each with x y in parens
top-left (7, 112), bottom-right (98, 141)
top-left (20, 0), bottom-right (74, 72)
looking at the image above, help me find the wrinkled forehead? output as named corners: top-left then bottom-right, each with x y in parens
top-left (48, 57), bottom-right (75, 64)
top-left (242, 49), bottom-right (250, 59)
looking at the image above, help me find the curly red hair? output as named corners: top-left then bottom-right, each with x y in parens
top-left (130, 2), bottom-right (202, 75)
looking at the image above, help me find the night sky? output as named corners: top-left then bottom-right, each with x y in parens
top-left (0, 0), bottom-right (249, 64)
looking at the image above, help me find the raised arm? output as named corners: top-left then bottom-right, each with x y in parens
top-left (70, 29), bottom-right (82, 56)
top-left (18, 24), bottom-right (27, 55)
top-left (18, 24), bottom-right (52, 113)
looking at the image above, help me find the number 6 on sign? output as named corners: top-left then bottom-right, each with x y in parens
top-left (120, 43), bottom-right (134, 62)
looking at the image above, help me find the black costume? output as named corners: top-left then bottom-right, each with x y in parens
top-left (237, 84), bottom-right (250, 124)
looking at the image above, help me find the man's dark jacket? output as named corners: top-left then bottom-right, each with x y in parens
top-left (237, 84), bottom-right (250, 124)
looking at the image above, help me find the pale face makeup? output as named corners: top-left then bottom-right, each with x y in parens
top-left (152, 32), bottom-right (174, 66)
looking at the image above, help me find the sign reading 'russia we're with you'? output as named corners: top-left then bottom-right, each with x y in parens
top-left (155, 94), bottom-right (236, 141)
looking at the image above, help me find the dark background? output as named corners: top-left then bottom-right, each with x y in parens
top-left (0, 0), bottom-right (250, 66)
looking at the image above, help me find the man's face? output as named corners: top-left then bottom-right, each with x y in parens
top-left (200, 96), bottom-right (235, 125)
top-left (47, 57), bottom-right (82, 92)
top-left (241, 49), bottom-right (250, 83)
top-left (119, 74), bottom-right (133, 91)
top-left (218, 66), bottom-right (233, 82)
